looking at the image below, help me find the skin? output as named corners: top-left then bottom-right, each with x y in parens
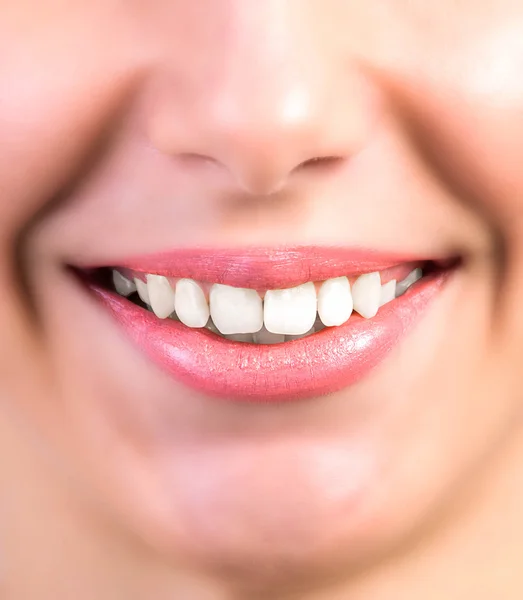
top-left (1, 0), bottom-right (523, 597)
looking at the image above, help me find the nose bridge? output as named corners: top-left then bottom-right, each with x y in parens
top-left (147, 2), bottom-right (375, 194)
top-left (215, 5), bottom-right (326, 139)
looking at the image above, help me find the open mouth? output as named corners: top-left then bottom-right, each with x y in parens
top-left (79, 247), bottom-right (456, 402)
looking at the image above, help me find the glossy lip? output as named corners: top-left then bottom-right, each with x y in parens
top-left (86, 246), bottom-right (450, 402)
top-left (94, 246), bottom-right (434, 288)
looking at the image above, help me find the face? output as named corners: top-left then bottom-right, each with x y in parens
top-left (2, 0), bottom-right (523, 592)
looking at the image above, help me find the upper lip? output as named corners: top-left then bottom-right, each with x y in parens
top-left (90, 246), bottom-right (434, 288)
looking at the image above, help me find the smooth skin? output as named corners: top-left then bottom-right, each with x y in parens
top-left (1, 1), bottom-right (523, 598)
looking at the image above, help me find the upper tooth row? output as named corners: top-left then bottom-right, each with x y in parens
top-left (113, 269), bottom-right (423, 336)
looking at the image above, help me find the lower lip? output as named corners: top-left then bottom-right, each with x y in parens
top-left (91, 274), bottom-right (447, 403)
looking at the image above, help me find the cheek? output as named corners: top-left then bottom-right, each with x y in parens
top-left (425, 99), bottom-right (523, 238)
top-left (0, 6), bottom-right (140, 252)
top-left (369, 3), bottom-right (523, 256)
top-left (0, 7), bottom-right (143, 421)
top-left (407, 30), bottom-right (523, 243)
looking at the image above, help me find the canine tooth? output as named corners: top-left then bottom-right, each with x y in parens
top-left (352, 272), bottom-right (381, 319)
top-left (210, 284), bottom-right (263, 335)
top-left (264, 282), bottom-right (317, 335)
top-left (318, 276), bottom-right (353, 327)
top-left (396, 268), bottom-right (423, 297)
top-left (113, 271), bottom-right (136, 297)
top-left (253, 326), bottom-right (285, 345)
top-left (225, 333), bottom-right (254, 343)
top-left (146, 274), bottom-right (175, 319)
top-left (134, 278), bottom-right (150, 305)
top-left (379, 280), bottom-right (397, 307)
top-left (175, 279), bottom-right (209, 328)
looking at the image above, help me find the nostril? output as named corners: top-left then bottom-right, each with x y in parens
top-left (171, 152), bottom-right (219, 168)
top-left (294, 155), bottom-right (346, 173)
top-left (234, 154), bottom-right (348, 195)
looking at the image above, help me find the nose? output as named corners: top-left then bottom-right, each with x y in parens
top-left (146, 8), bottom-right (377, 195)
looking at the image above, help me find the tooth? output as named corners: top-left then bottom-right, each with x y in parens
top-left (210, 284), bottom-right (263, 335)
top-left (113, 271), bottom-right (137, 297)
top-left (253, 326), bottom-right (286, 345)
top-left (174, 279), bottom-right (210, 328)
top-left (146, 274), bottom-right (175, 319)
top-left (317, 276), bottom-right (353, 327)
top-left (286, 327), bottom-right (315, 342)
top-left (225, 333), bottom-right (254, 343)
top-left (134, 278), bottom-right (150, 305)
top-left (264, 282), bottom-right (317, 335)
top-left (395, 268), bottom-right (423, 297)
top-left (352, 272), bottom-right (381, 319)
top-left (379, 280), bottom-right (397, 307)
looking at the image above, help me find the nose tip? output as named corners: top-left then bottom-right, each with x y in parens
top-left (215, 86), bottom-right (363, 195)
top-left (148, 71), bottom-right (377, 196)
top-left (209, 84), bottom-right (361, 195)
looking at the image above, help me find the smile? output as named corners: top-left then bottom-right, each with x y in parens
top-left (81, 247), bottom-right (455, 402)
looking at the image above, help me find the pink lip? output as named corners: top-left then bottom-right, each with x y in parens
top-left (110, 246), bottom-right (429, 288)
top-left (89, 248), bottom-right (448, 402)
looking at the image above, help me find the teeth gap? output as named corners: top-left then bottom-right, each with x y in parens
top-left (98, 261), bottom-right (446, 344)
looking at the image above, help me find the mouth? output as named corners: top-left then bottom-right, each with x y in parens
top-left (78, 247), bottom-right (456, 402)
